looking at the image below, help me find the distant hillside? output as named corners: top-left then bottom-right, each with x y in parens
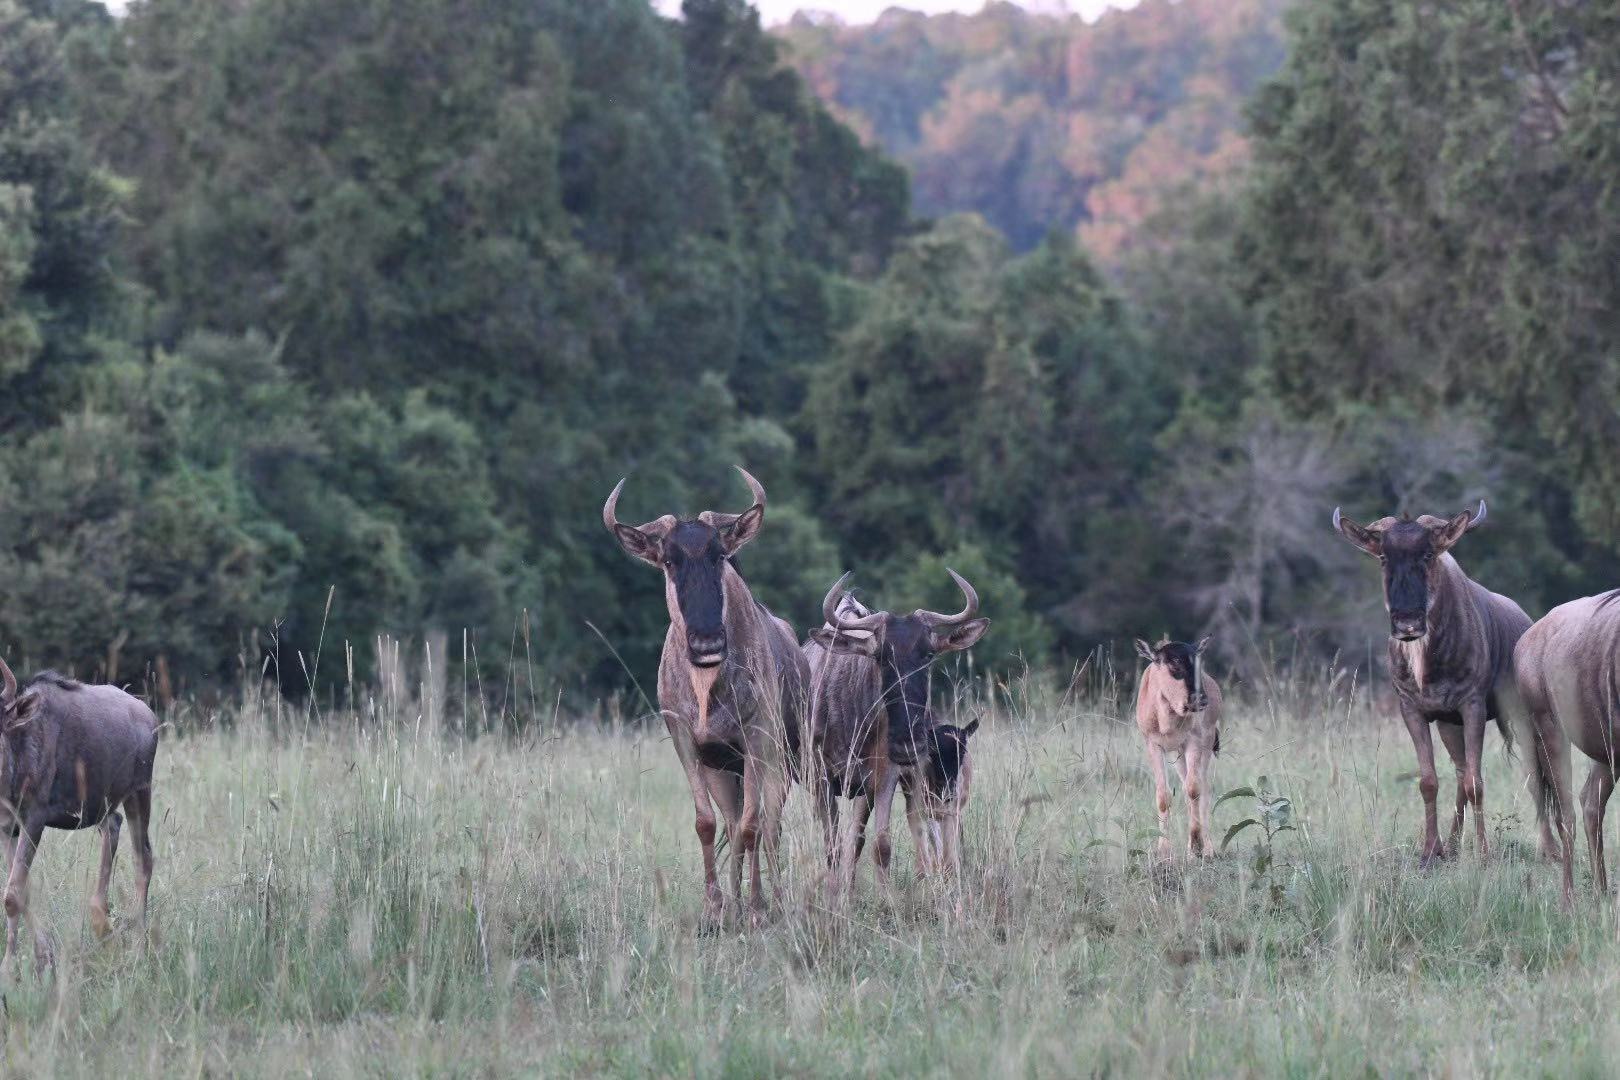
top-left (779, 0), bottom-right (1290, 255)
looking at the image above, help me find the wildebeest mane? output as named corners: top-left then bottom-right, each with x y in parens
top-left (28, 671), bottom-right (83, 691)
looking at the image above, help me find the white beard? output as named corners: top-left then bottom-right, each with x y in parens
top-left (1397, 636), bottom-right (1428, 690)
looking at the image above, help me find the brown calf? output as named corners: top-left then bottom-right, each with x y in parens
top-left (1134, 638), bottom-right (1221, 859)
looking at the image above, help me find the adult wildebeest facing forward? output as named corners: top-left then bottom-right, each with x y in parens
top-left (0, 657), bottom-right (158, 976)
top-left (1513, 593), bottom-right (1620, 902)
top-left (804, 572), bottom-right (988, 890)
top-left (603, 468), bottom-right (807, 923)
top-left (1134, 637), bottom-right (1221, 859)
top-left (1334, 501), bottom-right (1533, 863)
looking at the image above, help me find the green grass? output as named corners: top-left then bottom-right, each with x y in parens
top-left (1, 674), bottom-right (1616, 1077)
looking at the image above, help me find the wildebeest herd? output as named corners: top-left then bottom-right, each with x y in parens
top-left (3, 469), bottom-right (1620, 972)
top-left (603, 469), bottom-right (1620, 921)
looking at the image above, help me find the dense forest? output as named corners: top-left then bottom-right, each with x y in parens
top-left (780, 0), bottom-right (1291, 256)
top-left (0, 0), bottom-right (1616, 710)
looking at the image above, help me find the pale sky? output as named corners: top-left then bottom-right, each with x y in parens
top-left (654, 1), bottom-right (1136, 26)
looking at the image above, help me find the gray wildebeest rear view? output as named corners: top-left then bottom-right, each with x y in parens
top-left (1134, 637), bottom-right (1221, 859)
top-left (804, 571), bottom-right (989, 891)
top-left (1333, 501), bottom-right (1534, 864)
top-left (603, 467), bottom-right (807, 925)
top-left (0, 656), bottom-right (158, 977)
top-left (1512, 592), bottom-right (1620, 903)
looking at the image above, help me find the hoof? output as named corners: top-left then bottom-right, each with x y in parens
top-left (90, 905), bottom-right (112, 940)
top-left (1418, 850), bottom-right (1445, 870)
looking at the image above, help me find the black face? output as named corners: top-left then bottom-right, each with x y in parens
top-left (1155, 641), bottom-right (1208, 713)
top-left (874, 614), bottom-right (939, 765)
top-left (1378, 520), bottom-right (1438, 641)
top-left (664, 521), bottom-right (730, 666)
top-left (927, 722), bottom-right (975, 795)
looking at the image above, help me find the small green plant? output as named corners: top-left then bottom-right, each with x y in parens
top-left (1216, 775), bottom-right (1297, 895)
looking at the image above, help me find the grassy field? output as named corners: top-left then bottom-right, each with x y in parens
top-left (0, 666), bottom-right (1614, 1078)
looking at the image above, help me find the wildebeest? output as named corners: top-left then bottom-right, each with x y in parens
top-left (900, 718), bottom-right (978, 878)
top-left (804, 571), bottom-right (989, 890)
top-left (1512, 593), bottom-right (1620, 902)
top-left (0, 657), bottom-right (158, 975)
top-left (1333, 501), bottom-right (1534, 863)
top-left (1134, 637), bottom-right (1221, 858)
top-left (603, 467), bottom-right (807, 923)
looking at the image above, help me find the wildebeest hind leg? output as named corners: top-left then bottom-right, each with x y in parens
top-left (91, 811), bottom-right (122, 938)
top-left (1437, 723), bottom-right (1468, 856)
top-left (121, 789), bottom-right (155, 934)
top-left (1581, 762), bottom-right (1614, 894)
top-left (1462, 703), bottom-right (1488, 857)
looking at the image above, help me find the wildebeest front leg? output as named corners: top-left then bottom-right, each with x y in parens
top-left (1146, 741), bottom-right (1173, 860)
top-left (91, 811), bottom-right (123, 938)
top-left (669, 725), bottom-right (725, 924)
top-left (1581, 762), bottom-right (1615, 894)
top-left (1461, 701), bottom-right (1488, 857)
top-left (704, 769), bottom-right (745, 912)
top-left (2, 821), bottom-right (45, 976)
top-left (1401, 704), bottom-right (1443, 865)
top-left (868, 762), bottom-right (902, 890)
top-left (837, 793), bottom-right (872, 895)
top-left (904, 790), bottom-right (932, 877)
top-left (1181, 743), bottom-right (1212, 858)
top-left (738, 761), bottom-right (766, 917)
top-left (1436, 722), bottom-right (1468, 855)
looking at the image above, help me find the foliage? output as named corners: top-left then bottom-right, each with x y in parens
top-left (779, 0), bottom-right (1291, 256)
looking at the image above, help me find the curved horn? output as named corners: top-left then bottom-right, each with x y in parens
top-left (918, 568), bottom-right (980, 628)
top-left (602, 477), bottom-right (630, 534)
top-left (0, 655), bottom-right (14, 705)
top-left (735, 465), bottom-right (766, 515)
top-left (823, 572), bottom-right (884, 633)
top-left (1468, 498), bottom-right (1487, 530)
top-left (1332, 506), bottom-right (1343, 531)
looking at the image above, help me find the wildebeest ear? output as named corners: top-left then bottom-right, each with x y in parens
top-left (808, 626), bottom-right (880, 658)
top-left (1431, 509), bottom-right (1474, 552)
top-left (612, 524), bottom-right (664, 568)
top-left (721, 503), bottom-right (764, 556)
top-left (4, 690), bottom-right (39, 732)
top-left (1195, 636), bottom-right (1212, 656)
top-left (1134, 638), bottom-right (1156, 663)
top-left (962, 718), bottom-right (980, 738)
top-left (1332, 507), bottom-right (1382, 557)
top-left (932, 617), bottom-right (989, 654)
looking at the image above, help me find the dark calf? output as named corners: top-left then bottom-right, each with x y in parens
top-left (0, 657), bottom-right (159, 975)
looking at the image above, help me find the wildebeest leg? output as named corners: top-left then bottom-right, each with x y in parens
top-left (703, 769), bottom-right (745, 911)
top-left (868, 763), bottom-right (903, 890)
top-left (1182, 742), bottom-right (1213, 858)
top-left (837, 793), bottom-right (872, 895)
top-left (941, 812), bottom-right (961, 878)
top-left (122, 788), bottom-right (155, 933)
top-left (1146, 741), bottom-right (1173, 860)
top-left (2, 820), bottom-right (44, 977)
top-left (757, 763), bottom-right (790, 909)
top-left (812, 770), bottom-right (839, 868)
top-left (1581, 762), bottom-right (1615, 895)
top-left (1436, 722), bottom-right (1468, 856)
top-left (668, 709), bottom-right (727, 923)
top-left (1401, 704), bottom-right (1443, 865)
top-left (1461, 701), bottom-right (1488, 857)
top-left (91, 811), bottom-right (123, 939)
top-left (737, 760), bottom-right (767, 917)
top-left (904, 788), bottom-right (932, 877)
